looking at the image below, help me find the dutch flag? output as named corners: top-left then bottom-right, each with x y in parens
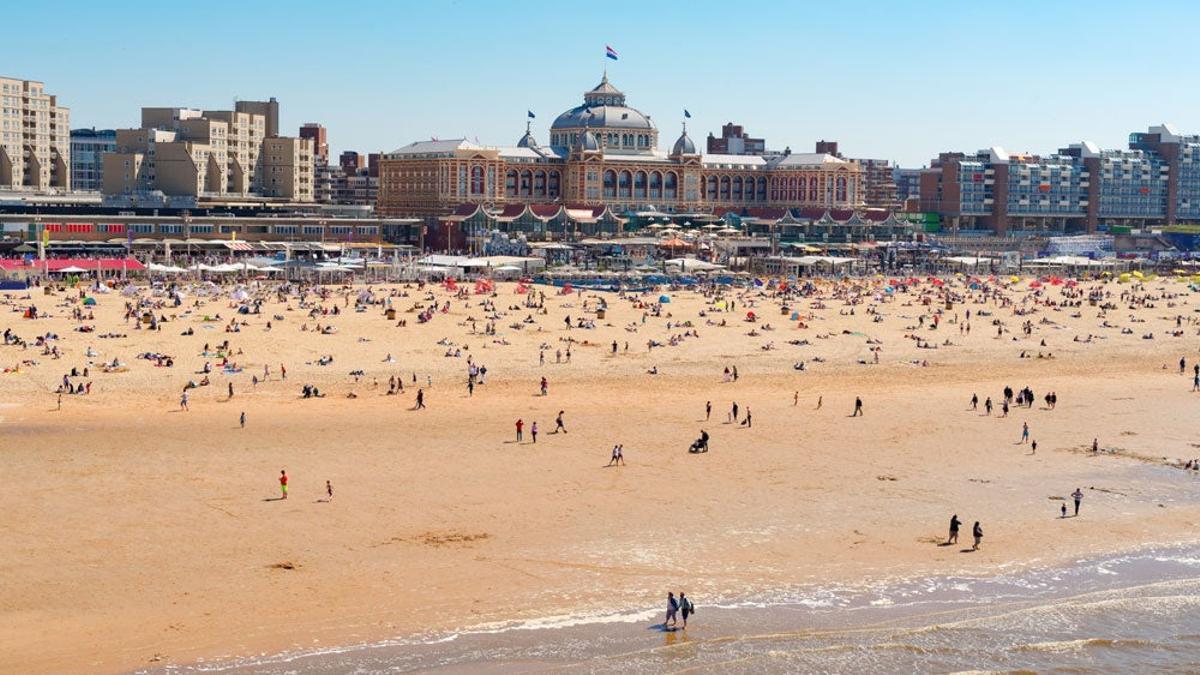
top-left (606, 45), bottom-right (618, 61)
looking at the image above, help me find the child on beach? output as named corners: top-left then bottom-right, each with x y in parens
top-left (279, 470), bottom-right (288, 500)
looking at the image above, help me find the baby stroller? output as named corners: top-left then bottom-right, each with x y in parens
top-left (688, 432), bottom-right (710, 453)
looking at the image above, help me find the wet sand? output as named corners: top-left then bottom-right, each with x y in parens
top-left (2, 278), bottom-right (1199, 673)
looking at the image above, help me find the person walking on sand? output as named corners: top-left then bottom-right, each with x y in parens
top-left (665, 592), bottom-right (679, 628)
top-left (415, 388), bottom-right (426, 409)
top-left (972, 521), bottom-right (982, 550)
top-left (705, 400), bottom-right (712, 421)
top-left (554, 410), bottom-right (567, 434)
top-left (1061, 502), bottom-right (1067, 518)
top-left (325, 480), bottom-right (333, 501)
top-left (948, 514), bottom-right (961, 544)
top-left (1031, 439), bottom-right (1037, 454)
top-left (852, 396), bottom-right (863, 417)
top-left (731, 401), bottom-right (739, 423)
top-left (1071, 488), bottom-right (1084, 516)
top-left (608, 444), bottom-right (625, 466)
top-left (794, 390), bottom-right (799, 406)
top-left (742, 407), bottom-right (752, 427)
top-left (985, 397), bottom-right (992, 415)
top-left (240, 411), bottom-right (245, 428)
top-left (540, 376), bottom-right (548, 396)
top-left (970, 393), bottom-right (978, 410)
top-left (180, 390), bottom-right (189, 411)
top-left (228, 381), bottom-right (234, 400)
top-left (1021, 422), bottom-right (1029, 444)
top-left (531, 421), bottom-right (538, 444)
top-left (515, 418), bottom-right (524, 442)
top-left (679, 592), bottom-right (692, 628)
top-left (279, 470), bottom-right (288, 500)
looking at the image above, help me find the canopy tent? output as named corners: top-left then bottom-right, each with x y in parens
top-left (663, 258), bottom-right (726, 272)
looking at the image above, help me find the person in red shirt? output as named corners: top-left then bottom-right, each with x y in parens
top-left (279, 469), bottom-right (288, 499)
top-left (515, 419), bottom-right (524, 442)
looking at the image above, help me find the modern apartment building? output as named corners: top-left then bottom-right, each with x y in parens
top-left (299, 123), bottom-right (328, 164)
top-left (893, 167), bottom-right (922, 208)
top-left (315, 149), bottom-right (379, 206)
top-left (102, 99), bottom-right (312, 202)
top-left (0, 76), bottom-right (70, 192)
top-left (706, 123), bottom-right (766, 155)
top-left (70, 128), bottom-right (116, 192)
top-left (919, 125), bottom-right (1200, 234)
top-left (234, 98), bottom-right (279, 137)
top-left (811, 141), bottom-right (898, 210)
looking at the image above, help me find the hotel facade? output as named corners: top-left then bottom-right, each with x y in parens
top-left (378, 75), bottom-right (866, 222)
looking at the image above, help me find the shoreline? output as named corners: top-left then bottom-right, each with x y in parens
top-left (150, 537), bottom-right (1200, 673)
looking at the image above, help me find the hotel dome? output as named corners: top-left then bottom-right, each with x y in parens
top-left (549, 74), bottom-right (659, 152)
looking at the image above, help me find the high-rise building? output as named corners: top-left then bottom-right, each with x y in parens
top-left (918, 124), bottom-right (1200, 234)
top-left (811, 141), bottom-right (898, 210)
top-left (300, 123), bottom-right (328, 164)
top-left (707, 123), bottom-right (766, 155)
top-left (103, 98), bottom-right (312, 202)
top-left (893, 167), bottom-right (923, 208)
top-left (339, 150), bottom-right (365, 173)
top-left (70, 128), bottom-right (116, 192)
top-left (314, 148), bottom-right (379, 207)
top-left (0, 76), bottom-right (70, 192)
top-left (234, 98), bottom-right (279, 137)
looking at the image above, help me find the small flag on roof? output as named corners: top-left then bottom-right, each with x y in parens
top-left (605, 45), bottom-right (618, 61)
top-left (527, 110), bottom-right (536, 119)
top-left (684, 109), bottom-right (692, 118)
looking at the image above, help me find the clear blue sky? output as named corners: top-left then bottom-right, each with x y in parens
top-left (9, 0), bottom-right (1199, 166)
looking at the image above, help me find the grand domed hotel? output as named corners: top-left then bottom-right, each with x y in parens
top-left (377, 74), bottom-right (869, 231)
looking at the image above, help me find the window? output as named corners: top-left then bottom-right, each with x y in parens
top-left (649, 171), bottom-right (662, 199)
top-left (618, 170), bottom-right (631, 199)
top-left (603, 170), bottom-right (616, 198)
top-left (665, 171), bottom-right (678, 200)
top-left (470, 166), bottom-right (484, 195)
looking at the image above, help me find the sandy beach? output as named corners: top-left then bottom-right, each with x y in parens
top-left (3, 276), bottom-right (1200, 673)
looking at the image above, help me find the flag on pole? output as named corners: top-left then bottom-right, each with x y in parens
top-left (527, 110), bottom-right (536, 119)
top-left (684, 109), bottom-right (692, 118)
top-left (605, 45), bottom-right (618, 61)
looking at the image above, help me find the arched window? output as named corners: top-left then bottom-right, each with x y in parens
top-left (706, 175), bottom-right (717, 200)
top-left (665, 171), bottom-right (678, 200)
top-left (836, 176), bottom-right (848, 203)
top-left (534, 170), bottom-right (547, 197)
top-left (520, 170), bottom-right (532, 197)
top-left (732, 176), bottom-right (743, 201)
top-left (757, 176), bottom-right (767, 201)
top-left (788, 177), bottom-right (797, 201)
top-left (720, 176), bottom-right (731, 200)
top-left (809, 177), bottom-right (819, 201)
top-left (505, 170), bottom-right (518, 197)
top-left (548, 171), bottom-right (561, 198)
top-left (618, 170), bottom-right (632, 199)
top-left (770, 177), bottom-right (779, 201)
top-left (634, 171), bottom-right (647, 199)
top-left (649, 171), bottom-right (662, 199)
top-left (603, 170), bottom-right (616, 198)
top-left (470, 166), bottom-right (485, 195)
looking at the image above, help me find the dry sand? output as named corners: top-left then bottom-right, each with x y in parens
top-left (2, 277), bottom-right (1199, 673)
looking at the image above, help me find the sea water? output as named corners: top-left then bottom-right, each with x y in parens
top-left (157, 543), bottom-right (1200, 673)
